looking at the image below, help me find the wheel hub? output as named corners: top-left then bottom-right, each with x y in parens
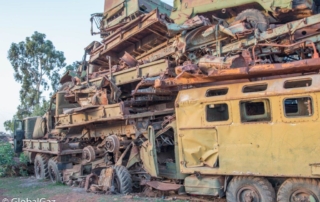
top-left (82, 146), bottom-right (96, 163)
top-left (291, 189), bottom-right (317, 202)
top-left (105, 135), bottom-right (120, 153)
top-left (237, 186), bottom-right (261, 202)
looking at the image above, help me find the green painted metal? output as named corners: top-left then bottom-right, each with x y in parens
top-left (102, 0), bottom-right (172, 31)
top-left (171, 0), bottom-right (315, 24)
top-left (184, 175), bottom-right (224, 197)
top-left (24, 117), bottom-right (38, 139)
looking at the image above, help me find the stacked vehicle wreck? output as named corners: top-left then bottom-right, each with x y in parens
top-left (13, 0), bottom-right (320, 201)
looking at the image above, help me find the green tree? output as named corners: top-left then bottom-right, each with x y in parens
top-left (31, 99), bottom-right (50, 117)
top-left (65, 61), bottom-right (80, 72)
top-left (7, 31), bottom-right (66, 118)
top-left (3, 120), bottom-right (14, 134)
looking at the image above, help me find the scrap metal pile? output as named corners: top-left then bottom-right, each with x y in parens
top-left (66, 0), bottom-right (320, 101)
top-left (38, 0), bottom-right (320, 194)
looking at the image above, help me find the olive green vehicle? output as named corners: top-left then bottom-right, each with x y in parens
top-left (171, 0), bottom-right (319, 28)
top-left (90, 0), bottom-right (172, 37)
top-left (91, 0), bottom-right (319, 37)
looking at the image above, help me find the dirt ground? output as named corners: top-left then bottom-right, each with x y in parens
top-left (0, 177), bottom-right (226, 202)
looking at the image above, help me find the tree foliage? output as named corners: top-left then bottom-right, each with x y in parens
top-left (65, 61), bottom-right (80, 72)
top-left (31, 99), bottom-right (50, 117)
top-left (7, 31), bottom-right (66, 118)
top-left (3, 120), bottom-right (14, 134)
top-left (0, 142), bottom-right (29, 177)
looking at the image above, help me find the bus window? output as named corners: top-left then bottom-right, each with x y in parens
top-left (284, 97), bottom-right (313, 117)
top-left (240, 100), bottom-right (271, 122)
top-left (206, 103), bottom-right (229, 122)
top-left (206, 88), bottom-right (228, 97)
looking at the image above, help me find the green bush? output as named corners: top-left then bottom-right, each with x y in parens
top-left (0, 141), bottom-right (15, 177)
top-left (0, 141), bottom-right (29, 177)
top-left (19, 153), bottom-right (29, 176)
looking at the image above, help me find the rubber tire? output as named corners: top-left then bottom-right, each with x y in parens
top-left (277, 178), bottom-right (320, 202)
top-left (34, 154), bottom-right (49, 180)
top-left (48, 157), bottom-right (62, 183)
top-left (235, 9), bottom-right (269, 32)
top-left (113, 165), bottom-right (133, 194)
top-left (226, 176), bottom-right (276, 202)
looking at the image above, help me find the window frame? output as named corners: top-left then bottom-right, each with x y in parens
top-left (204, 102), bottom-right (232, 126)
top-left (283, 78), bottom-right (312, 89)
top-left (206, 88), bottom-right (229, 97)
top-left (283, 96), bottom-right (314, 118)
top-left (242, 83), bottom-right (268, 93)
top-left (239, 99), bottom-right (272, 123)
top-left (206, 103), bottom-right (230, 122)
top-left (280, 94), bottom-right (318, 123)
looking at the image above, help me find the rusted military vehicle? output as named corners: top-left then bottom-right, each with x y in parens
top-left (171, 0), bottom-right (319, 27)
top-left (140, 73), bottom-right (320, 202)
top-left (90, 0), bottom-right (172, 37)
top-left (12, 0), bottom-right (320, 201)
top-left (91, 0), bottom-right (319, 37)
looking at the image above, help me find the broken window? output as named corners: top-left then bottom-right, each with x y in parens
top-left (240, 100), bottom-right (271, 122)
top-left (243, 84), bottom-right (268, 93)
top-left (206, 88), bottom-right (228, 97)
top-left (284, 78), bottom-right (312, 89)
top-left (206, 103), bottom-right (229, 122)
top-left (284, 97), bottom-right (313, 117)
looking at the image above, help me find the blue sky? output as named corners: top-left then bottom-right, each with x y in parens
top-left (0, 0), bottom-right (173, 132)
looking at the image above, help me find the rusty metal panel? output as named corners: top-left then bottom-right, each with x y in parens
top-left (141, 180), bottom-right (182, 191)
top-left (22, 139), bottom-right (83, 155)
top-left (113, 59), bottom-right (171, 85)
top-left (98, 167), bottom-right (114, 191)
top-left (171, 0), bottom-right (311, 24)
top-left (104, 0), bottom-right (125, 14)
top-left (220, 13), bottom-right (320, 55)
top-left (155, 57), bottom-right (320, 88)
top-left (55, 103), bottom-right (125, 128)
top-left (175, 74), bottom-right (320, 106)
top-left (184, 175), bottom-right (224, 196)
top-left (90, 9), bottom-right (171, 65)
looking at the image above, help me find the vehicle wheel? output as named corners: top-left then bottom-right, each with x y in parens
top-left (226, 176), bottom-right (276, 202)
top-left (48, 157), bottom-right (62, 183)
top-left (113, 165), bottom-right (132, 194)
top-left (277, 178), bottom-right (320, 202)
top-left (34, 154), bottom-right (49, 180)
top-left (235, 9), bottom-right (269, 32)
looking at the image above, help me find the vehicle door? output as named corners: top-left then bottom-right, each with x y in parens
top-left (13, 120), bottom-right (24, 153)
top-left (140, 126), bottom-right (159, 177)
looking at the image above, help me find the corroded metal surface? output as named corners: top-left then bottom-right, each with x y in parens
top-left (141, 180), bottom-right (182, 191)
top-left (15, 1), bottom-right (320, 200)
